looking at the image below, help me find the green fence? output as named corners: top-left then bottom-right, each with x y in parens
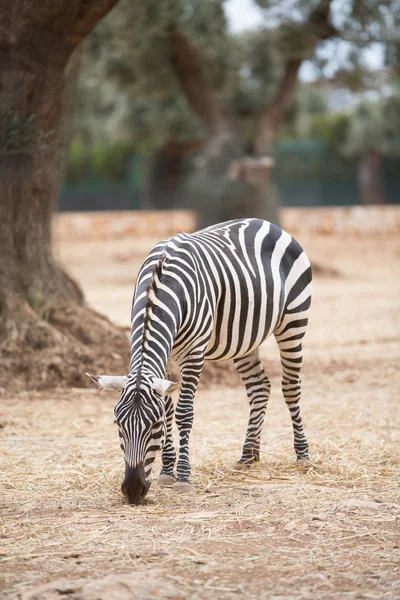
top-left (59, 139), bottom-right (400, 211)
top-left (273, 139), bottom-right (399, 206)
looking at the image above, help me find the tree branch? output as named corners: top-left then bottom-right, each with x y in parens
top-left (0, 0), bottom-right (121, 63)
top-left (254, 0), bottom-right (336, 154)
top-left (73, 0), bottom-right (121, 41)
top-left (167, 28), bottom-right (229, 134)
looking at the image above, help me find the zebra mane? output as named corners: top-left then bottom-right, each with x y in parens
top-left (136, 252), bottom-right (167, 389)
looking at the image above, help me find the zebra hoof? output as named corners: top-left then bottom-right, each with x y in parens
top-left (173, 481), bottom-right (194, 494)
top-left (232, 461), bottom-right (252, 471)
top-left (296, 458), bottom-right (312, 469)
top-left (157, 474), bottom-right (176, 487)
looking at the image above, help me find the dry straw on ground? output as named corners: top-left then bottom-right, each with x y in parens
top-left (1, 363), bottom-right (399, 600)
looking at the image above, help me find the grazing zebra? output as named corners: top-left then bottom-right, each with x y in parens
top-left (88, 218), bottom-right (312, 505)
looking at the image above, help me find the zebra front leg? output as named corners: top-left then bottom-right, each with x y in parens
top-left (234, 350), bottom-right (271, 468)
top-left (173, 355), bottom-right (204, 493)
top-left (275, 333), bottom-right (309, 461)
top-left (157, 395), bottom-right (176, 487)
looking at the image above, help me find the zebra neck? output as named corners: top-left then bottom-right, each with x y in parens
top-left (130, 310), bottom-right (177, 378)
top-left (130, 342), bottom-right (170, 379)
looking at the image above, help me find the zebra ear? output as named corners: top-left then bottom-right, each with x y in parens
top-left (151, 378), bottom-right (181, 396)
top-left (86, 373), bottom-right (128, 391)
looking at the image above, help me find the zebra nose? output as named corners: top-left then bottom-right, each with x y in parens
top-left (121, 462), bottom-right (150, 505)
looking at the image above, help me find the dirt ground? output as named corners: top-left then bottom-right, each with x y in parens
top-left (1, 221), bottom-right (400, 599)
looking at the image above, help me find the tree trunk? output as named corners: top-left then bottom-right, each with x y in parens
top-left (238, 59), bottom-right (303, 229)
top-left (0, 1), bottom-right (130, 390)
top-left (358, 148), bottom-right (385, 205)
top-left (167, 28), bottom-right (279, 227)
top-left (0, 37), bottom-right (74, 300)
top-left (147, 141), bottom-right (197, 210)
top-left (185, 129), bottom-right (279, 228)
top-left (227, 156), bottom-right (280, 226)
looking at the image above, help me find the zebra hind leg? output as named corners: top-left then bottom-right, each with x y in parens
top-left (275, 333), bottom-right (309, 461)
top-left (157, 395), bottom-right (176, 487)
top-left (234, 349), bottom-right (271, 468)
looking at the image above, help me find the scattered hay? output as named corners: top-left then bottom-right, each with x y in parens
top-left (1, 365), bottom-right (399, 599)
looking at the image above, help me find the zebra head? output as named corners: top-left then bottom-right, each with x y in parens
top-left (86, 371), bottom-right (180, 505)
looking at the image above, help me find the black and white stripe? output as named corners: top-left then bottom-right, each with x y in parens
top-left (112, 218), bottom-right (312, 487)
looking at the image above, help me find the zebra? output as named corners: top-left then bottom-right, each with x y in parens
top-left (87, 218), bottom-right (312, 505)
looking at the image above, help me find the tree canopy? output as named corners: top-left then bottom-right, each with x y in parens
top-left (70, 0), bottom-right (400, 220)
top-left (75, 0), bottom-right (400, 147)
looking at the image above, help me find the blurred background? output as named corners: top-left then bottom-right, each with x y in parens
top-left (60, 0), bottom-right (400, 224)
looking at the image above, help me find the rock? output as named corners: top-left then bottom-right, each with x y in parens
top-left (20, 572), bottom-right (183, 600)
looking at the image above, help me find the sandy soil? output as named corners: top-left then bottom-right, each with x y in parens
top-left (1, 226), bottom-right (400, 599)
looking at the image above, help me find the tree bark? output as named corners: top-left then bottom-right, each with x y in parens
top-left (358, 148), bottom-right (385, 205)
top-left (0, 38), bottom-right (70, 299)
top-left (167, 28), bottom-right (230, 135)
top-left (253, 60), bottom-right (302, 156)
top-left (0, 0), bottom-right (130, 390)
top-left (147, 140), bottom-right (200, 210)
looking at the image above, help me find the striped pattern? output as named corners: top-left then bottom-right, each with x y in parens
top-left (115, 376), bottom-right (165, 475)
top-left (115, 218), bottom-right (312, 483)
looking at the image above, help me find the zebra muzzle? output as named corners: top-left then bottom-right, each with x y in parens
top-left (121, 462), bottom-right (150, 505)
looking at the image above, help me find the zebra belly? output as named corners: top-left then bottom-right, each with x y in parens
top-left (203, 309), bottom-right (275, 362)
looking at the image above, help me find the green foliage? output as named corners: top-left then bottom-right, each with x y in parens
top-left (309, 112), bottom-right (351, 146)
top-left (75, 0), bottom-right (226, 148)
top-left (66, 139), bottom-right (134, 184)
top-left (342, 1), bottom-right (400, 46)
top-left (76, 0), bottom-right (399, 149)
top-left (79, 0), bottom-right (232, 102)
top-left (380, 94), bottom-right (400, 152)
top-left (123, 95), bottom-right (204, 148)
top-left (307, 92), bottom-right (400, 158)
top-left (228, 30), bottom-right (284, 115)
top-left (75, 0), bottom-right (339, 150)
top-left (69, 0), bottom-right (400, 217)
top-left (67, 140), bottom-right (86, 184)
top-left (385, 42), bottom-right (400, 76)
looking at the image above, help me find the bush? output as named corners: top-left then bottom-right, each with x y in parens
top-left (66, 140), bottom-right (134, 184)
